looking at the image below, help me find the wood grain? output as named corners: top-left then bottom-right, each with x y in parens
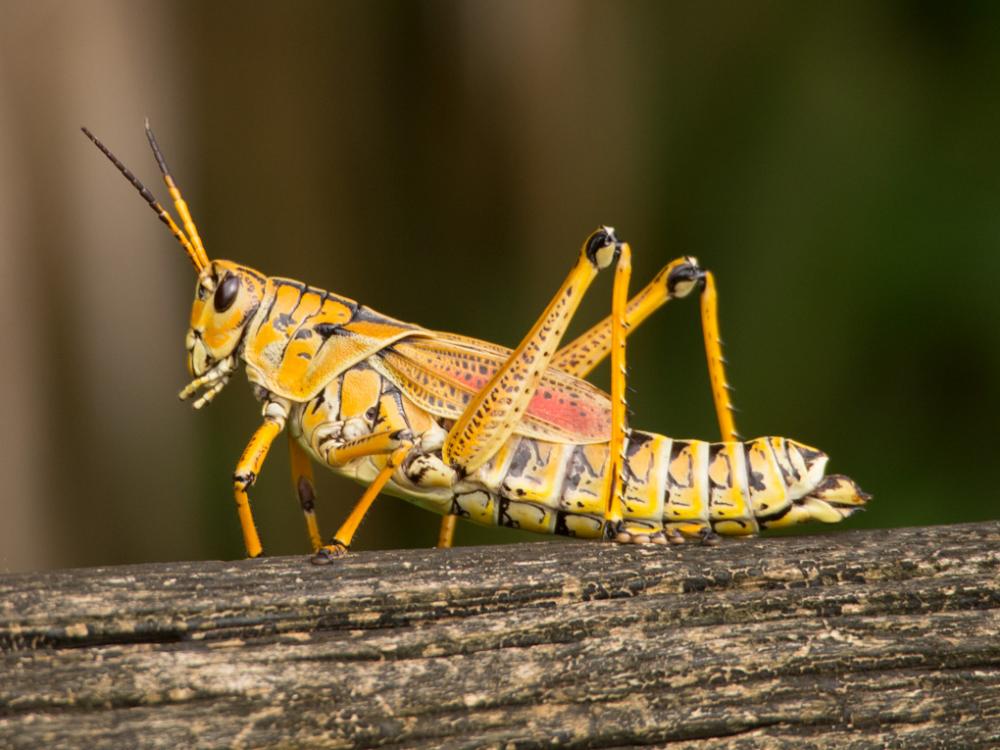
top-left (1, 522), bottom-right (997, 749)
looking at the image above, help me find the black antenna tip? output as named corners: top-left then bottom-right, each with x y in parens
top-left (81, 125), bottom-right (161, 209)
top-left (143, 118), bottom-right (172, 178)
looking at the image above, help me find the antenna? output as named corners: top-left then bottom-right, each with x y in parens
top-left (144, 119), bottom-right (210, 269)
top-left (82, 125), bottom-right (209, 272)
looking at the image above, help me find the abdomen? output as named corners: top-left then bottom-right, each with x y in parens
top-left (291, 365), bottom-right (866, 538)
top-left (455, 431), bottom-right (854, 538)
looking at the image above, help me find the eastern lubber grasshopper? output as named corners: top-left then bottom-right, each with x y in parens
top-left (83, 124), bottom-right (869, 563)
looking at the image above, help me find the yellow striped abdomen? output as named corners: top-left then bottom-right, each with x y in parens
top-left (457, 432), bottom-right (865, 539)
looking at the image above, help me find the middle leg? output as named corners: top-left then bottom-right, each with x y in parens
top-left (310, 390), bottom-right (416, 562)
top-left (288, 436), bottom-right (323, 552)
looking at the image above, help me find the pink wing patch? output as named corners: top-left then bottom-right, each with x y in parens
top-left (526, 380), bottom-right (611, 440)
top-left (385, 335), bottom-right (612, 444)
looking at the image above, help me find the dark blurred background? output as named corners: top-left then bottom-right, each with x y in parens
top-left (1, 1), bottom-right (998, 572)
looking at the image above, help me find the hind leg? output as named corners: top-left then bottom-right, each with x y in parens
top-left (552, 258), bottom-right (739, 442)
top-left (437, 228), bottom-right (631, 549)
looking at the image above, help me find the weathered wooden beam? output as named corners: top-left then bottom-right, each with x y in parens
top-left (1, 522), bottom-right (997, 748)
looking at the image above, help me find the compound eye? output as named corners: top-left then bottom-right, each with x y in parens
top-left (214, 273), bottom-right (240, 312)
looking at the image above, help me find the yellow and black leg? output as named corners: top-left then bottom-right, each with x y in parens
top-left (551, 255), bottom-right (699, 377)
top-left (442, 228), bottom-right (622, 474)
top-left (695, 270), bottom-right (740, 546)
top-left (311, 443), bottom-right (413, 564)
top-left (601, 241), bottom-right (635, 542)
top-left (288, 436), bottom-right (323, 553)
top-left (327, 429), bottom-right (413, 465)
top-left (699, 270), bottom-right (738, 442)
top-left (551, 256), bottom-right (739, 442)
top-left (437, 515), bottom-right (458, 549)
top-left (547, 253), bottom-right (740, 546)
top-left (312, 391), bottom-right (415, 562)
top-left (233, 408), bottom-right (288, 558)
top-left (438, 242), bottom-right (675, 549)
top-left (438, 228), bottom-right (630, 547)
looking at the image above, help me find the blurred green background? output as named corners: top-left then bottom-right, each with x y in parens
top-left (1, 1), bottom-right (997, 572)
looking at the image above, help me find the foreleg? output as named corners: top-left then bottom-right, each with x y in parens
top-left (232, 400), bottom-right (290, 558)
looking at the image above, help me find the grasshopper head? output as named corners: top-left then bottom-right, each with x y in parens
top-left (187, 260), bottom-right (264, 377)
top-left (83, 124), bottom-right (266, 409)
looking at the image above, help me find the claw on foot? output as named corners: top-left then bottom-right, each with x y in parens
top-left (311, 540), bottom-right (349, 565)
top-left (604, 519), bottom-right (637, 545)
top-left (699, 529), bottom-right (722, 547)
top-left (602, 519), bottom-right (621, 542)
top-left (649, 531), bottom-right (669, 546)
top-left (605, 521), bottom-right (667, 546)
top-left (666, 528), bottom-right (685, 545)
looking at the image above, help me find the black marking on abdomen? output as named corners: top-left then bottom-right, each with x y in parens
top-left (562, 445), bottom-right (601, 504)
top-left (669, 440), bottom-right (693, 487)
top-left (449, 496), bottom-right (472, 519)
top-left (626, 431), bottom-right (652, 458)
top-left (773, 439), bottom-right (799, 486)
top-left (708, 442), bottom-right (731, 487)
top-left (498, 497), bottom-right (516, 528)
top-left (756, 502), bottom-right (793, 524)
top-left (623, 432), bottom-right (653, 484)
top-left (506, 440), bottom-right (533, 478)
top-left (796, 444), bottom-right (824, 464)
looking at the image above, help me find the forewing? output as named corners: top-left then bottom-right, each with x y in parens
top-left (244, 282), bottom-right (425, 402)
top-left (377, 333), bottom-right (612, 444)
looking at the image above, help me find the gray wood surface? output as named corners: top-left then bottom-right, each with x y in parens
top-left (1, 522), bottom-right (998, 749)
